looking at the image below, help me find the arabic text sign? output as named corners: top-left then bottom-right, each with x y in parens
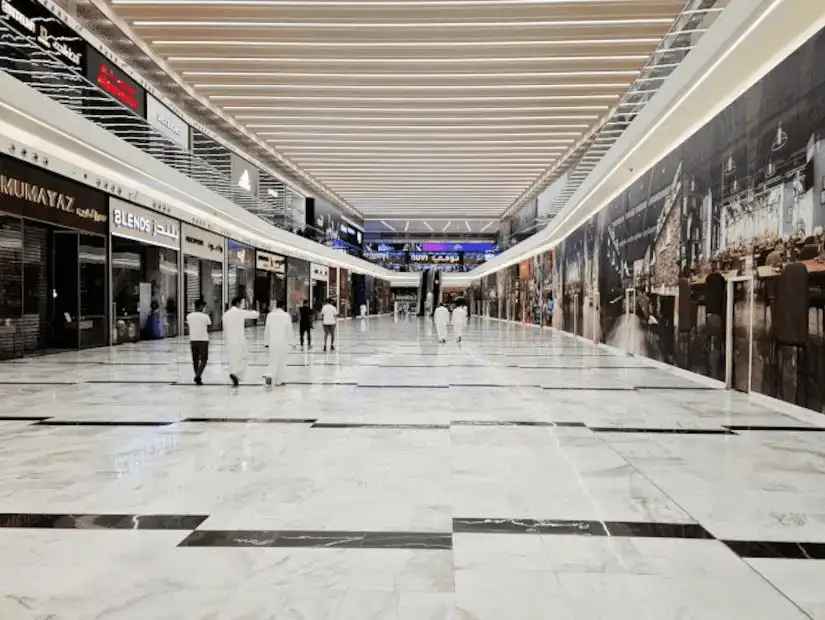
top-left (109, 197), bottom-right (180, 250)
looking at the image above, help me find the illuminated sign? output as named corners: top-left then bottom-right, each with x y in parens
top-left (110, 198), bottom-right (180, 250)
top-left (1, 0), bottom-right (85, 67)
top-left (147, 94), bottom-right (190, 149)
top-left (85, 47), bottom-right (146, 116)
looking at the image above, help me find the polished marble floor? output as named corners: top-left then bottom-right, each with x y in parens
top-left (3, 316), bottom-right (825, 618)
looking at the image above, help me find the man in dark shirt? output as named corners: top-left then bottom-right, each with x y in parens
top-left (298, 299), bottom-right (313, 350)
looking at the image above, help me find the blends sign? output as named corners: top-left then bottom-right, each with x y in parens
top-left (110, 198), bottom-right (179, 249)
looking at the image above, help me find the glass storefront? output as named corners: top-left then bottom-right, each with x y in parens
top-left (255, 250), bottom-right (286, 315)
top-left (286, 258), bottom-right (310, 322)
top-left (338, 268), bottom-right (351, 318)
top-left (310, 264), bottom-right (329, 317)
top-left (182, 224), bottom-right (225, 332)
top-left (227, 240), bottom-right (255, 310)
top-left (109, 198), bottom-right (180, 344)
top-left (0, 155), bottom-right (109, 359)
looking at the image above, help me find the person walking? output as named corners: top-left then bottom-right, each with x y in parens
top-left (264, 300), bottom-right (294, 387)
top-left (321, 298), bottom-right (338, 351)
top-left (223, 296), bottom-right (259, 387)
top-left (186, 299), bottom-right (211, 385)
top-left (452, 300), bottom-right (468, 343)
top-left (298, 299), bottom-right (313, 350)
top-left (434, 302), bottom-right (449, 344)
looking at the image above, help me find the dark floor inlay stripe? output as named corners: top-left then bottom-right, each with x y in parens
top-left (723, 540), bottom-right (825, 559)
top-left (84, 380), bottom-right (176, 384)
top-left (312, 422), bottom-right (449, 429)
top-left (184, 417), bottom-right (317, 424)
top-left (454, 518), bottom-right (606, 536)
top-left (357, 384), bottom-right (450, 389)
top-left (454, 518), bottom-right (713, 539)
top-left (604, 522), bottom-right (713, 539)
top-left (589, 427), bottom-right (736, 435)
top-left (179, 530), bottom-right (452, 549)
top-left (451, 420), bottom-right (586, 428)
top-left (0, 381), bottom-right (75, 385)
top-left (542, 387), bottom-right (637, 391)
top-left (0, 416), bottom-right (52, 422)
top-left (724, 425), bottom-right (825, 432)
top-left (0, 513), bottom-right (207, 530)
top-left (35, 420), bottom-right (173, 427)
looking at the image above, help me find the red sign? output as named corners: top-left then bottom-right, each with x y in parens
top-left (96, 63), bottom-right (139, 112)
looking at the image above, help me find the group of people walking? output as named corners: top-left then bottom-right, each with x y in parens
top-left (185, 296), bottom-right (339, 388)
top-left (434, 301), bottom-right (468, 344)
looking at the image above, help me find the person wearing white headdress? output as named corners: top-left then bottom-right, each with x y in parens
top-left (433, 302), bottom-right (449, 344)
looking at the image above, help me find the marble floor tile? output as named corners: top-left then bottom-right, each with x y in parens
top-left (3, 316), bottom-right (825, 618)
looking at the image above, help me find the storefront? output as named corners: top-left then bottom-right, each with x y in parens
top-left (255, 250), bottom-right (286, 314)
top-left (182, 224), bottom-right (225, 332)
top-left (0, 154), bottom-right (108, 358)
top-left (338, 268), bottom-right (351, 318)
top-left (110, 198), bottom-right (180, 343)
top-left (227, 240), bottom-right (255, 309)
top-left (310, 263), bottom-right (329, 315)
top-left (286, 258), bottom-right (310, 322)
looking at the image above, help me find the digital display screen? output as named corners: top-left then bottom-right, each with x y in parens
top-left (85, 47), bottom-right (146, 116)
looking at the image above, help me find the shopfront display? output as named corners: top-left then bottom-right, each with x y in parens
top-left (255, 250), bottom-right (286, 314)
top-left (182, 224), bottom-right (224, 332)
top-left (226, 240), bottom-right (255, 311)
top-left (110, 198), bottom-right (180, 344)
top-left (310, 263), bottom-right (329, 315)
top-left (338, 268), bottom-right (351, 318)
top-left (286, 258), bottom-right (310, 321)
top-left (85, 46), bottom-right (146, 116)
top-left (0, 154), bottom-right (108, 358)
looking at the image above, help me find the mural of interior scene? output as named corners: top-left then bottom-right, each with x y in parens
top-left (485, 26), bottom-right (825, 415)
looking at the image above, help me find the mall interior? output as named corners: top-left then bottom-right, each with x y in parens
top-left (5, 0), bottom-right (825, 617)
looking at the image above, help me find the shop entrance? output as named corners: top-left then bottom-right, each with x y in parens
top-left (1, 219), bottom-right (108, 357)
top-left (311, 279), bottom-right (327, 318)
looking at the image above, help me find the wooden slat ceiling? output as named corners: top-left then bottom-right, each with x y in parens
top-left (107, 0), bottom-right (690, 219)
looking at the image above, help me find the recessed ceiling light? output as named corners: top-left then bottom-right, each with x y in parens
top-left (168, 54), bottom-right (651, 64)
top-left (422, 221), bottom-right (433, 232)
top-left (154, 38), bottom-right (662, 48)
top-left (442, 222), bottom-right (452, 232)
top-left (140, 18), bottom-right (672, 28)
top-left (210, 94), bottom-right (621, 102)
top-left (223, 105), bottom-right (611, 112)
top-left (379, 220), bottom-right (397, 231)
top-left (185, 70), bottom-right (640, 79)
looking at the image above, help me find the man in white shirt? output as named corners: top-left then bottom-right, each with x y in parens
top-left (186, 299), bottom-right (211, 386)
top-left (264, 300), bottom-right (294, 387)
top-left (321, 298), bottom-right (338, 352)
top-left (223, 296), bottom-right (260, 387)
top-left (452, 301), bottom-right (468, 344)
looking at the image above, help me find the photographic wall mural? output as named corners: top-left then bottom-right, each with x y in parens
top-left (483, 26), bottom-right (825, 414)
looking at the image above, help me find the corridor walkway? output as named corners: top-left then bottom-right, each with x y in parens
top-left (1, 316), bottom-right (825, 618)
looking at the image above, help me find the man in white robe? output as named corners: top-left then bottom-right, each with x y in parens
top-left (452, 301), bottom-right (468, 343)
top-left (223, 296), bottom-right (259, 387)
top-left (434, 303), bottom-right (450, 344)
top-left (264, 300), bottom-right (295, 387)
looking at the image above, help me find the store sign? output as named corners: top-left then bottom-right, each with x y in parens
top-left (311, 263), bottom-right (329, 282)
top-left (0, 155), bottom-right (107, 234)
top-left (86, 47), bottom-right (146, 116)
top-left (231, 154), bottom-right (259, 195)
top-left (1, 0), bottom-right (85, 67)
top-left (147, 94), bottom-right (190, 149)
top-left (256, 250), bottom-right (285, 275)
top-left (181, 224), bottom-right (224, 262)
top-left (110, 198), bottom-right (179, 249)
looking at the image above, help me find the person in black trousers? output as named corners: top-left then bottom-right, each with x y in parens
top-left (185, 299), bottom-right (212, 385)
top-left (299, 299), bottom-right (313, 350)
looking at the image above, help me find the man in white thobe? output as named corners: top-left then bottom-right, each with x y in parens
top-left (434, 303), bottom-right (449, 344)
top-left (452, 302), bottom-right (468, 343)
top-left (264, 300), bottom-right (294, 387)
top-left (223, 296), bottom-right (259, 387)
